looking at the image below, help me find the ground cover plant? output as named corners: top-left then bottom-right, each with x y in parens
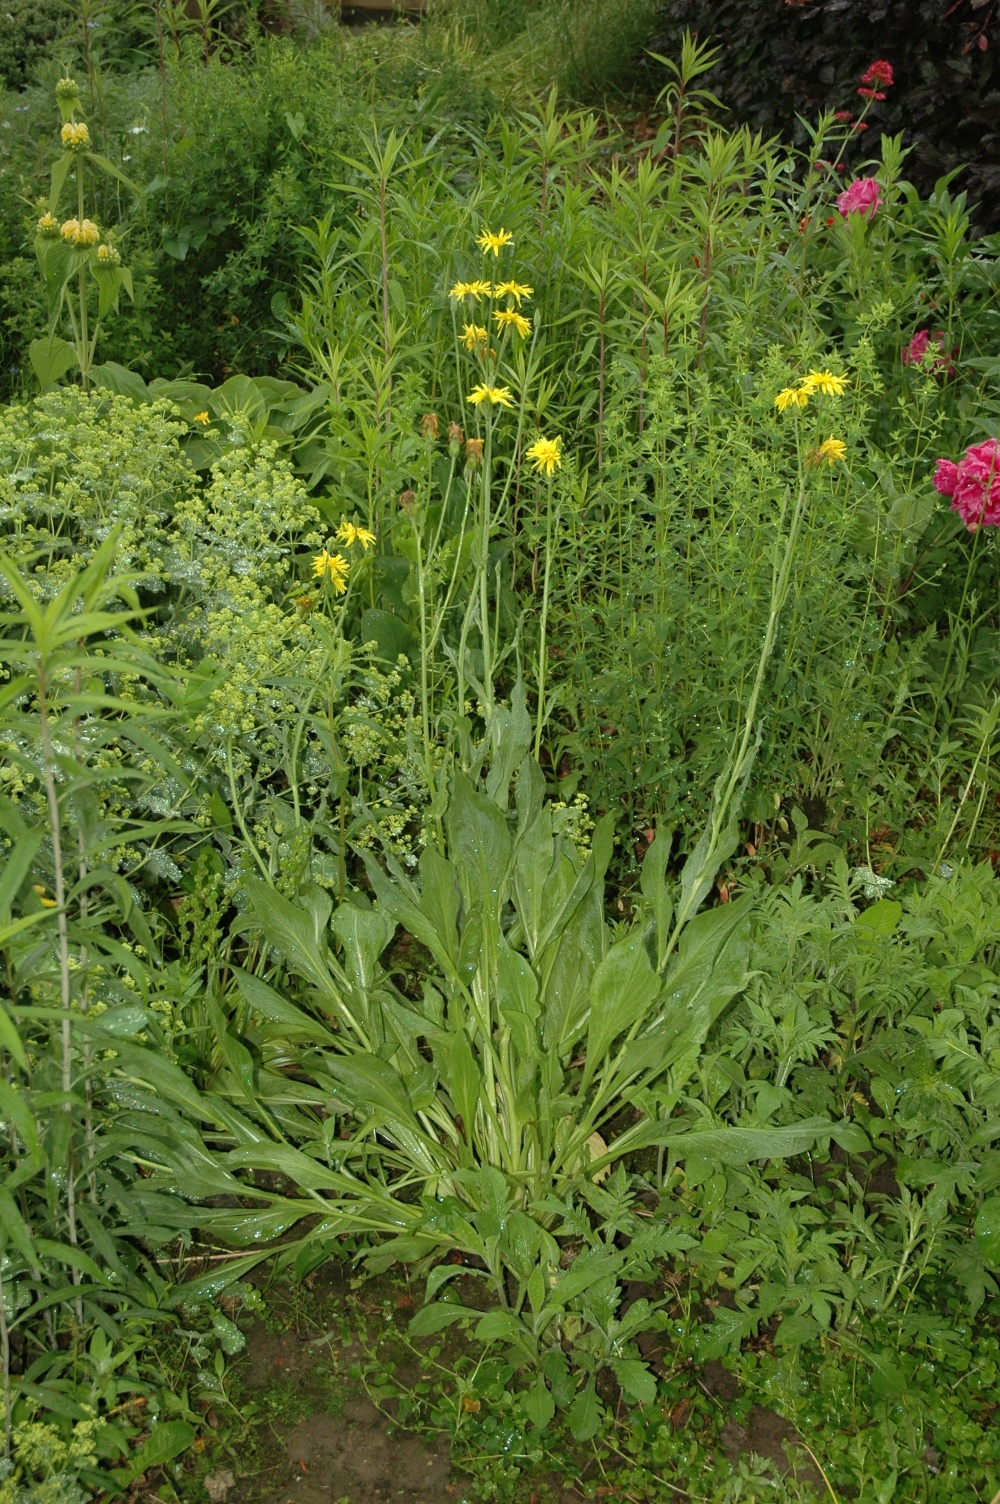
top-left (2, 4), bottom-right (1000, 1502)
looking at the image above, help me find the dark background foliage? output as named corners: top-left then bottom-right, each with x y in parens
top-left (653, 0), bottom-right (1000, 231)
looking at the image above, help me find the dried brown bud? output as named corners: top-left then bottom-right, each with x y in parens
top-left (295, 594), bottom-right (314, 614)
top-left (465, 438), bottom-right (484, 467)
top-left (421, 412), bottom-right (439, 439)
top-left (447, 421), bottom-right (464, 455)
top-left (399, 489), bottom-right (417, 512)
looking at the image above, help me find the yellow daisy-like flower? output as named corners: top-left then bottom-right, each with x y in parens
top-left (467, 383), bottom-right (515, 409)
top-left (476, 227), bottom-right (514, 257)
top-left (526, 435), bottom-right (563, 477)
top-left (774, 385), bottom-right (810, 412)
top-left (193, 411), bottom-right (210, 425)
top-left (60, 121), bottom-right (90, 150)
top-left (815, 437), bottom-right (847, 465)
top-left (312, 550), bottom-right (350, 592)
top-left (494, 308), bottom-right (531, 338)
top-left (493, 280), bottom-right (534, 306)
top-left (801, 369), bottom-right (848, 397)
top-left (449, 279), bottom-right (492, 301)
top-left (461, 323), bottom-right (488, 351)
top-left (336, 519), bottom-right (377, 551)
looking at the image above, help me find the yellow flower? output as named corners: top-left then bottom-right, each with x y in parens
top-left (336, 519), bottom-right (377, 550)
top-left (32, 885), bottom-right (58, 908)
top-left (476, 227), bottom-right (514, 257)
top-left (467, 383), bottom-right (515, 408)
top-left (815, 437), bottom-right (847, 465)
top-left (36, 211), bottom-right (60, 238)
top-left (461, 323), bottom-right (488, 351)
top-left (60, 121), bottom-right (90, 151)
top-left (96, 242), bottom-right (121, 265)
top-left (449, 279), bottom-right (492, 300)
top-left (526, 435), bottom-right (563, 477)
top-left (494, 308), bottom-right (531, 338)
top-left (801, 369), bottom-right (848, 397)
top-left (774, 385), bottom-right (810, 412)
top-left (492, 280), bottom-right (533, 306)
top-left (193, 411), bottom-right (210, 425)
top-left (60, 217), bottom-right (100, 247)
top-left (312, 550), bottom-right (350, 592)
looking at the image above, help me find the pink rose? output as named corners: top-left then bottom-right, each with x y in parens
top-left (836, 177), bottom-right (882, 219)
top-left (934, 440), bottom-right (1000, 530)
top-left (932, 458), bottom-right (958, 496)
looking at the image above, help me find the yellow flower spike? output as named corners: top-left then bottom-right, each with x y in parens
top-left (494, 308), bottom-right (531, 339)
top-left (461, 323), bottom-right (489, 351)
top-left (476, 227), bottom-right (514, 257)
top-left (815, 437), bottom-right (847, 465)
top-left (526, 435), bottom-right (563, 477)
top-left (336, 520), bottom-right (376, 551)
top-left (312, 549), bottom-right (350, 592)
top-left (467, 383), bottom-right (515, 409)
top-left (774, 385), bottom-right (810, 412)
top-left (492, 280), bottom-right (534, 306)
top-left (801, 369), bottom-right (848, 397)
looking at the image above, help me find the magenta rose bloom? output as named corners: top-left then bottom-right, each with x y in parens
top-left (836, 177), bottom-right (882, 219)
top-left (932, 458), bottom-right (959, 496)
top-left (935, 440), bottom-right (1000, 530)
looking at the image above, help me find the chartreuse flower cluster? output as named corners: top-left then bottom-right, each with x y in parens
top-left (774, 368), bottom-right (849, 465)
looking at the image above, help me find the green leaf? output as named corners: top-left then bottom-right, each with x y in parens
top-left (112, 1420), bottom-right (195, 1487)
top-left (855, 898), bottom-right (902, 935)
top-left (246, 879), bottom-right (336, 995)
top-left (474, 1310), bottom-right (525, 1344)
top-left (522, 1376), bottom-right (555, 1430)
top-left (446, 769), bottom-right (512, 914)
top-left (974, 1197), bottom-right (1000, 1267)
top-left (582, 928), bottom-right (659, 1089)
top-left (408, 1303), bottom-right (474, 1336)
top-left (85, 151), bottom-right (139, 193)
top-left (29, 335), bottom-right (78, 392)
top-left (567, 1381), bottom-right (602, 1442)
top-left (48, 154), bottom-right (73, 211)
top-left (609, 1358), bottom-right (656, 1406)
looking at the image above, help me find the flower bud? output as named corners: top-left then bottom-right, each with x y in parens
top-left (421, 412), bottom-right (439, 439)
top-left (399, 489), bottom-right (417, 512)
top-left (56, 76), bottom-right (81, 100)
top-left (464, 438), bottom-right (484, 468)
top-left (447, 421), bottom-right (464, 456)
top-left (36, 211), bottom-right (60, 239)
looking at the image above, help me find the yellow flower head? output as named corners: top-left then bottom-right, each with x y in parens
top-left (32, 884), bottom-right (58, 908)
top-left (336, 519), bottom-right (377, 551)
top-left (96, 242), bottom-right (121, 265)
top-left (461, 322), bottom-right (489, 351)
top-left (36, 211), bottom-right (60, 238)
top-left (814, 437), bottom-right (847, 466)
top-left (61, 217), bottom-right (99, 247)
top-left (312, 550), bottom-right (350, 592)
top-left (449, 279), bottom-right (492, 301)
top-left (775, 385), bottom-right (810, 412)
top-left (801, 369), bottom-right (848, 397)
top-left (526, 435), bottom-right (563, 478)
top-left (476, 227), bottom-right (514, 257)
top-left (494, 308), bottom-right (531, 339)
top-left (493, 280), bottom-right (534, 306)
top-left (60, 121), bottom-right (90, 151)
top-left (467, 383), bottom-right (515, 409)
top-left (193, 410), bottom-right (210, 425)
